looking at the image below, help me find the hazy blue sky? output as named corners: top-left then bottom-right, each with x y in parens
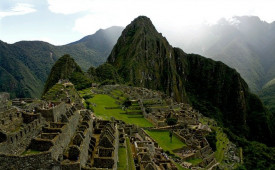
top-left (0, 0), bottom-right (274, 45)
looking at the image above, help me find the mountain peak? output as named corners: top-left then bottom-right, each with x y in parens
top-left (43, 54), bottom-right (83, 94)
top-left (125, 16), bottom-right (156, 32)
top-left (107, 16), bottom-right (273, 145)
top-left (131, 16), bottom-right (153, 24)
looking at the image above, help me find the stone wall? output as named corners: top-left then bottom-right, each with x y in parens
top-left (79, 120), bottom-right (93, 167)
top-left (50, 110), bottom-right (80, 160)
top-left (0, 108), bottom-right (22, 132)
top-left (138, 129), bottom-right (159, 148)
top-left (0, 152), bottom-right (61, 170)
top-left (29, 109), bottom-right (80, 160)
top-left (0, 92), bottom-right (10, 102)
top-left (0, 92), bottom-right (10, 110)
top-left (0, 118), bottom-right (43, 155)
top-left (93, 122), bottom-right (119, 169)
top-left (37, 102), bottom-right (66, 122)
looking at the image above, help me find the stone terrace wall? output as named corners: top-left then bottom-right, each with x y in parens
top-left (0, 152), bottom-right (61, 170)
top-left (50, 110), bottom-right (80, 160)
top-left (0, 108), bottom-right (20, 130)
top-left (0, 118), bottom-right (43, 155)
top-left (79, 118), bottom-right (93, 167)
top-left (0, 92), bottom-right (10, 111)
top-left (37, 102), bottom-right (66, 122)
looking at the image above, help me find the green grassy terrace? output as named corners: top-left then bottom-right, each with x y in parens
top-left (82, 91), bottom-right (152, 127)
top-left (186, 158), bottom-right (203, 165)
top-left (144, 130), bottom-right (186, 153)
top-left (21, 149), bottom-right (41, 155)
top-left (126, 137), bottom-right (136, 170)
top-left (117, 147), bottom-right (127, 170)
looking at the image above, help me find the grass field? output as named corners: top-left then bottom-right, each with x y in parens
top-left (199, 117), bottom-right (231, 163)
top-left (215, 127), bottom-right (229, 162)
top-left (144, 130), bottom-right (186, 153)
top-left (126, 138), bottom-right (136, 170)
top-left (21, 149), bottom-right (41, 155)
top-left (87, 94), bottom-right (153, 127)
top-left (186, 158), bottom-right (203, 165)
top-left (118, 147), bottom-right (127, 170)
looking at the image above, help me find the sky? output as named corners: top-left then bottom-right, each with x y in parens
top-left (0, 0), bottom-right (275, 45)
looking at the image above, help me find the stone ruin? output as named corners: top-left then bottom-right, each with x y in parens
top-left (0, 84), bottom-right (238, 169)
top-left (0, 107), bottom-right (42, 155)
top-left (0, 81), bottom-right (107, 170)
top-left (0, 92), bottom-right (10, 111)
top-left (130, 129), bottom-right (178, 170)
top-left (109, 85), bottom-right (219, 169)
top-left (92, 120), bottom-right (119, 169)
top-left (0, 94), bottom-right (97, 169)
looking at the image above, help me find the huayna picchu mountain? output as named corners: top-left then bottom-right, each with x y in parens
top-left (108, 16), bottom-right (274, 145)
top-left (43, 54), bottom-right (91, 94)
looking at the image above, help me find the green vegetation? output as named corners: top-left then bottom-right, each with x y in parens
top-left (126, 137), bottom-right (136, 170)
top-left (214, 128), bottom-right (229, 162)
top-left (22, 149), bottom-right (41, 155)
top-left (0, 27), bottom-right (123, 98)
top-left (107, 16), bottom-right (274, 147)
top-left (43, 54), bottom-right (92, 94)
top-left (69, 72), bottom-right (92, 90)
top-left (144, 130), bottom-right (186, 153)
top-left (110, 89), bottom-right (127, 102)
top-left (206, 131), bottom-right (217, 151)
top-left (87, 66), bottom-right (97, 81)
top-left (186, 158), bottom-right (203, 165)
top-left (117, 147), bottom-right (127, 170)
top-left (166, 117), bottom-right (178, 126)
top-left (223, 127), bottom-right (275, 169)
top-left (42, 83), bottom-right (80, 102)
top-left (174, 162), bottom-right (189, 170)
top-left (206, 131), bottom-right (218, 152)
top-left (87, 63), bottom-right (123, 85)
top-left (200, 117), bottom-right (234, 164)
top-left (85, 94), bottom-right (152, 127)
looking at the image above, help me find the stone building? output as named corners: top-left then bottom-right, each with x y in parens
top-left (0, 92), bottom-right (95, 170)
top-left (92, 120), bottom-right (119, 169)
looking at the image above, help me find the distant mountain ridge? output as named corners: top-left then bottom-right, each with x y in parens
top-left (172, 16), bottom-right (275, 110)
top-left (0, 26), bottom-right (123, 98)
top-left (200, 17), bottom-right (275, 141)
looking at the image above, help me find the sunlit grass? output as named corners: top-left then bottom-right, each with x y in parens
top-left (22, 149), bottom-right (41, 155)
top-left (126, 137), bottom-right (136, 170)
top-left (144, 130), bottom-right (186, 153)
top-left (118, 147), bottom-right (127, 170)
top-left (186, 158), bottom-right (203, 165)
top-left (215, 127), bottom-right (229, 162)
top-left (87, 94), bottom-right (152, 127)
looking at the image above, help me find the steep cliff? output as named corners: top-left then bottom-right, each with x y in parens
top-left (107, 16), bottom-right (273, 145)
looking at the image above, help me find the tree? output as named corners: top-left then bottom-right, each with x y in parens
top-left (166, 118), bottom-right (178, 126)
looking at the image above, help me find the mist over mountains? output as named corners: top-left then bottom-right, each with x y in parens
top-left (172, 16), bottom-right (275, 90)
top-left (168, 16), bottom-right (275, 112)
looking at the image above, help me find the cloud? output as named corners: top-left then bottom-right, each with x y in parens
top-left (47, 0), bottom-right (275, 37)
top-left (0, 3), bottom-right (36, 18)
top-left (47, 0), bottom-right (94, 14)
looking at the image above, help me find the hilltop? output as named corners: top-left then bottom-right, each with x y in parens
top-left (0, 26), bottom-right (123, 98)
